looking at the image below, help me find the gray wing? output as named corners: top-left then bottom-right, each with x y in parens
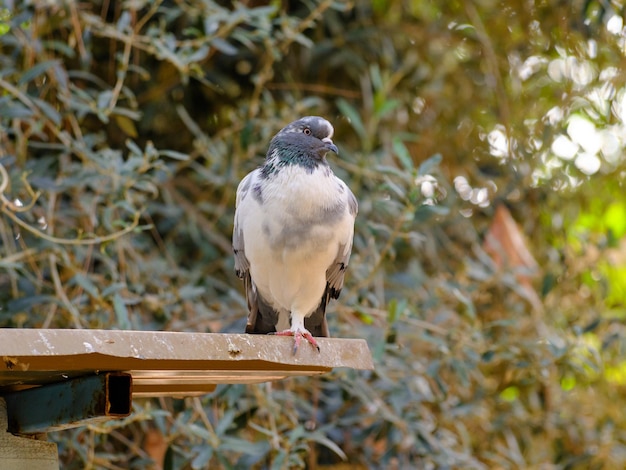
top-left (326, 185), bottom-right (358, 299)
top-left (305, 187), bottom-right (358, 337)
top-left (233, 173), bottom-right (251, 280)
top-left (233, 171), bottom-right (279, 334)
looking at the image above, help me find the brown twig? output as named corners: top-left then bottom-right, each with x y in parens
top-left (266, 82), bottom-right (362, 99)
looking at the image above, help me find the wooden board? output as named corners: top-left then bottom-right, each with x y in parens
top-left (0, 329), bottom-right (374, 397)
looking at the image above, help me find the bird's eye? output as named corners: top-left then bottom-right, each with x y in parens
top-left (303, 128), bottom-right (311, 135)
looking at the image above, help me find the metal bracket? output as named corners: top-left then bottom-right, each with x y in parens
top-left (3, 372), bottom-right (132, 434)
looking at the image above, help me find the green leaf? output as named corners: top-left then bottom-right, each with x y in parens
top-left (392, 137), bottom-right (414, 171)
top-left (125, 139), bottom-right (143, 156)
top-left (292, 32), bottom-right (314, 48)
top-left (191, 447), bottom-right (213, 470)
top-left (336, 98), bottom-right (366, 140)
top-left (7, 295), bottom-right (58, 314)
top-left (97, 90), bottom-right (113, 110)
top-left (382, 175), bottom-right (406, 199)
top-left (500, 386), bottom-right (520, 402)
top-left (18, 60), bottom-right (60, 85)
top-left (0, 98), bottom-right (33, 119)
top-left (418, 153), bottom-right (443, 176)
top-left (186, 423), bottom-right (213, 441)
top-left (41, 40), bottom-right (76, 58)
top-left (270, 452), bottom-right (286, 470)
top-left (604, 202), bottom-right (626, 239)
top-left (33, 97), bottom-right (61, 126)
top-left (369, 63), bottom-right (383, 91)
top-left (414, 203), bottom-right (450, 222)
top-left (71, 273), bottom-right (101, 300)
top-left (560, 375), bottom-right (576, 391)
top-left (159, 149), bottom-right (190, 160)
top-left (132, 179), bottom-right (159, 197)
top-left (452, 286), bottom-right (476, 319)
top-left (184, 45), bottom-right (210, 64)
top-left (541, 272), bottom-right (557, 297)
top-left (178, 285), bottom-right (206, 300)
top-left (308, 430), bottom-right (348, 460)
top-left (114, 115), bottom-right (138, 138)
top-left (214, 409), bottom-right (236, 435)
top-left (212, 38), bottom-right (238, 55)
top-left (113, 293), bottom-right (131, 329)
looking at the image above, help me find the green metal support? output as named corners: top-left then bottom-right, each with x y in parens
top-left (3, 372), bottom-right (132, 434)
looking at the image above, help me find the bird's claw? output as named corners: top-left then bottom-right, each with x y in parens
top-left (273, 329), bottom-right (320, 354)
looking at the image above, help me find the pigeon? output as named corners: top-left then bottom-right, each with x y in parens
top-left (233, 116), bottom-right (357, 353)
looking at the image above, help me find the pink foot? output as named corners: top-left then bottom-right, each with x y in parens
top-left (273, 328), bottom-right (320, 354)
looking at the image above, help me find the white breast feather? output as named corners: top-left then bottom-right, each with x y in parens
top-left (236, 165), bottom-right (354, 322)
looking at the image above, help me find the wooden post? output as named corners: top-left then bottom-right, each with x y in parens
top-left (0, 398), bottom-right (59, 470)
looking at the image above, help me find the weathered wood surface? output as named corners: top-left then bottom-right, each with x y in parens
top-left (0, 329), bottom-right (374, 397)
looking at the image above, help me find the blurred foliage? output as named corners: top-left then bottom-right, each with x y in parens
top-left (1, 0), bottom-right (626, 468)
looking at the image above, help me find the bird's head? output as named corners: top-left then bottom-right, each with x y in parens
top-left (270, 116), bottom-right (338, 161)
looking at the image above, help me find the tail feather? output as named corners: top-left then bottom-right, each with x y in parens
top-left (245, 278), bottom-right (332, 338)
top-left (244, 273), bottom-right (279, 334)
top-left (304, 287), bottom-right (331, 337)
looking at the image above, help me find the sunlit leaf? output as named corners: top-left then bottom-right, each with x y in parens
top-left (500, 386), bottom-right (519, 402)
top-left (604, 202), bottom-right (626, 239)
top-left (115, 115), bottom-right (138, 138)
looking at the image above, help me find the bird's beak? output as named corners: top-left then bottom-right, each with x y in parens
top-left (322, 137), bottom-right (338, 155)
